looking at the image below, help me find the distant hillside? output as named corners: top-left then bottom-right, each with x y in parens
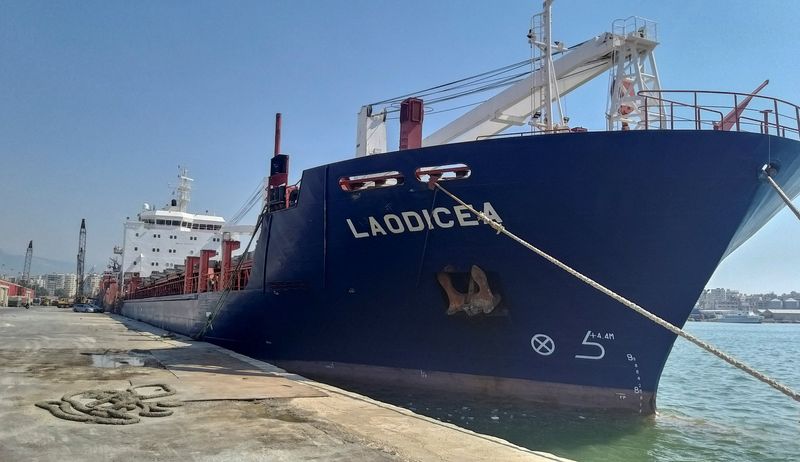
top-left (0, 248), bottom-right (75, 276)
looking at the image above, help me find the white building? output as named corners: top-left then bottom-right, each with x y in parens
top-left (83, 273), bottom-right (102, 297)
top-left (64, 274), bottom-right (77, 297)
top-left (45, 274), bottom-right (65, 296)
top-left (31, 275), bottom-right (47, 290)
top-left (767, 298), bottom-right (784, 309)
top-left (698, 288), bottom-right (743, 310)
top-left (44, 273), bottom-right (77, 297)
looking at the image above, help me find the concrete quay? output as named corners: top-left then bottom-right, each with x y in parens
top-left (0, 306), bottom-right (571, 462)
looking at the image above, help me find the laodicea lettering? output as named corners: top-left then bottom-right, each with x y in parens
top-left (346, 202), bottom-right (502, 238)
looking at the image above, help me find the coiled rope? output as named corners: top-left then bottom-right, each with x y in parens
top-left (35, 383), bottom-right (182, 425)
top-left (433, 182), bottom-right (800, 405)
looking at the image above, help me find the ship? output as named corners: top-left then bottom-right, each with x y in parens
top-left (717, 311), bottom-right (764, 323)
top-left (120, 3), bottom-right (800, 414)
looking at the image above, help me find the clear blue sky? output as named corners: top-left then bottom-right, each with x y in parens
top-left (1, 0), bottom-right (799, 293)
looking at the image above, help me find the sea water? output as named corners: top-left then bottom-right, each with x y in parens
top-left (348, 322), bottom-right (800, 461)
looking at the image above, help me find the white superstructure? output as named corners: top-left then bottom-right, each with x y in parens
top-left (119, 169), bottom-right (254, 278)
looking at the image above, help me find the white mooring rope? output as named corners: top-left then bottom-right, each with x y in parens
top-left (763, 164), bottom-right (800, 222)
top-left (433, 182), bottom-right (800, 405)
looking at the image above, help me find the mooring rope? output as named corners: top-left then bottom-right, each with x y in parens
top-left (433, 182), bottom-right (800, 404)
top-left (762, 164), bottom-right (800, 222)
top-left (194, 202), bottom-right (270, 340)
top-left (35, 383), bottom-right (182, 425)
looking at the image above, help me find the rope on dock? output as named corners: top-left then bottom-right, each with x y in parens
top-left (35, 384), bottom-right (182, 425)
top-left (432, 182), bottom-right (800, 405)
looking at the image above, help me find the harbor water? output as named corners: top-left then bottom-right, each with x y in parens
top-left (341, 322), bottom-right (800, 461)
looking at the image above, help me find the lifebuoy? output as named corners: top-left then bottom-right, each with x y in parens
top-left (618, 78), bottom-right (636, 115)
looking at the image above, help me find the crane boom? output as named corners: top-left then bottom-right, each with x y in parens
top-left (423, 31), bottom-right (658, 146)
top-left (76, 219), bottom-right (86, 301)
top-left (356, 7), bottom-right (662, 154)
top-left (22, 241), bottom-right (32, 287)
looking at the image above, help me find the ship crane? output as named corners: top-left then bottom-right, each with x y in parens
top-left (76, 219), bottom-right (86, 302)
top-left (356, 2), bottom-right (663, 154)
top-left (21, 241), bottom-right (32, 287)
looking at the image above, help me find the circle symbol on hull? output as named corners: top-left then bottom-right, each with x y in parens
top-left (531, 334), bottom-right (555, 356)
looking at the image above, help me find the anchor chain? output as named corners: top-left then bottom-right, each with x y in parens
top-left (35, 383), bottom-right (182, 425)
top-left (432, 182), bottom-right (800, 405)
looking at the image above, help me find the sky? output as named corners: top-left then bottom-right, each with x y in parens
top-left (1, 0), bottom-right (799, 293)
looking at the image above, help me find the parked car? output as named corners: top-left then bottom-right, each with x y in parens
top-left (73, 303), bottom-right (104, 313)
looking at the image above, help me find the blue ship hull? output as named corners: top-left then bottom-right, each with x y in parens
top-left (123, 130), bottom-right (800, 414)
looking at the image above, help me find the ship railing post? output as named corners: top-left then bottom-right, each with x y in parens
top-left (670, 102), bottom-right (674, 129)
top-left (733, 94), bottom-right (740, 132)
top-left (643, 95), bottom-right (649, 129)
top-left (184, 256), bottom-right (200, 294)
top-left (183, 258), bottom-right (192, 294)
top-left (774, 98), bottom-right (780, 136)
top-left (761, 109), bottom-right (772, 135)
top-left (221, 235), bottom-right (241, 290)
top-left (795, 106), bottom-right (799, 139)
top-left (198, 249), bottom-right (216, 293)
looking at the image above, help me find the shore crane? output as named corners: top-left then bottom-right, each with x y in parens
top-left (22, 241), bottom-right (32, 287)
top-left (76, 219), bottom-right (86, 302)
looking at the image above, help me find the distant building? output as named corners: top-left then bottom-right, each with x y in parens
top-left (783, 298), bottom-right (799, 309)
top-left (83, 273), bottom-right (102, 297)
top-left (767, 298), bottom-right (784, 309)
top-left (697, 288), bottom-right (744, 311)
top-left (764, 309), bottom-right (800, 322)
top-left (31, 275), bottom-right (46, 290)
top-left (0, 278), bottom-right (34, 306)
top-left (64, 274), bottom-right (77, 297)
top-left (43, 273), bottom-right (78, 297)
top-left (45, 274), bottom-right (65, 296)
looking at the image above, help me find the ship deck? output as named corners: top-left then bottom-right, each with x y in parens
top-left (0, 306), bottom-right (570, 462)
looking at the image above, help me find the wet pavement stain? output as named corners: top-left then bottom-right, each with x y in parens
top-left (81, 350), bottom-right (164, 369)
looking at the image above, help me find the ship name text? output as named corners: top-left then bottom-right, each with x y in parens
top-left (346, 202), bottom-right (503, 239)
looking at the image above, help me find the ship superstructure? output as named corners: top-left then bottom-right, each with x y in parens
top-left (119, 169), bottom-right (253, 279)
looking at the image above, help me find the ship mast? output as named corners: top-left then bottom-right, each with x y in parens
top-left (175, 168), bottom-right (193, 212)
top-left (531, 0), bottom-right (565, 132)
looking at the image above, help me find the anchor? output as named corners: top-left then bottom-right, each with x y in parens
top-left (437, 265), bottom-right (502, 316)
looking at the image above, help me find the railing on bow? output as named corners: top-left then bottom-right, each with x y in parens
top-left (640, 89), bottom-right (800, 140)
top-left (125, 260), bottom-right (253, 300)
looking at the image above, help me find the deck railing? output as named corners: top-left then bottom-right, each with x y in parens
top-left (640, 89), bottom-right (800, 140)
top-left (125, 260), bottom-right (253, 300)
